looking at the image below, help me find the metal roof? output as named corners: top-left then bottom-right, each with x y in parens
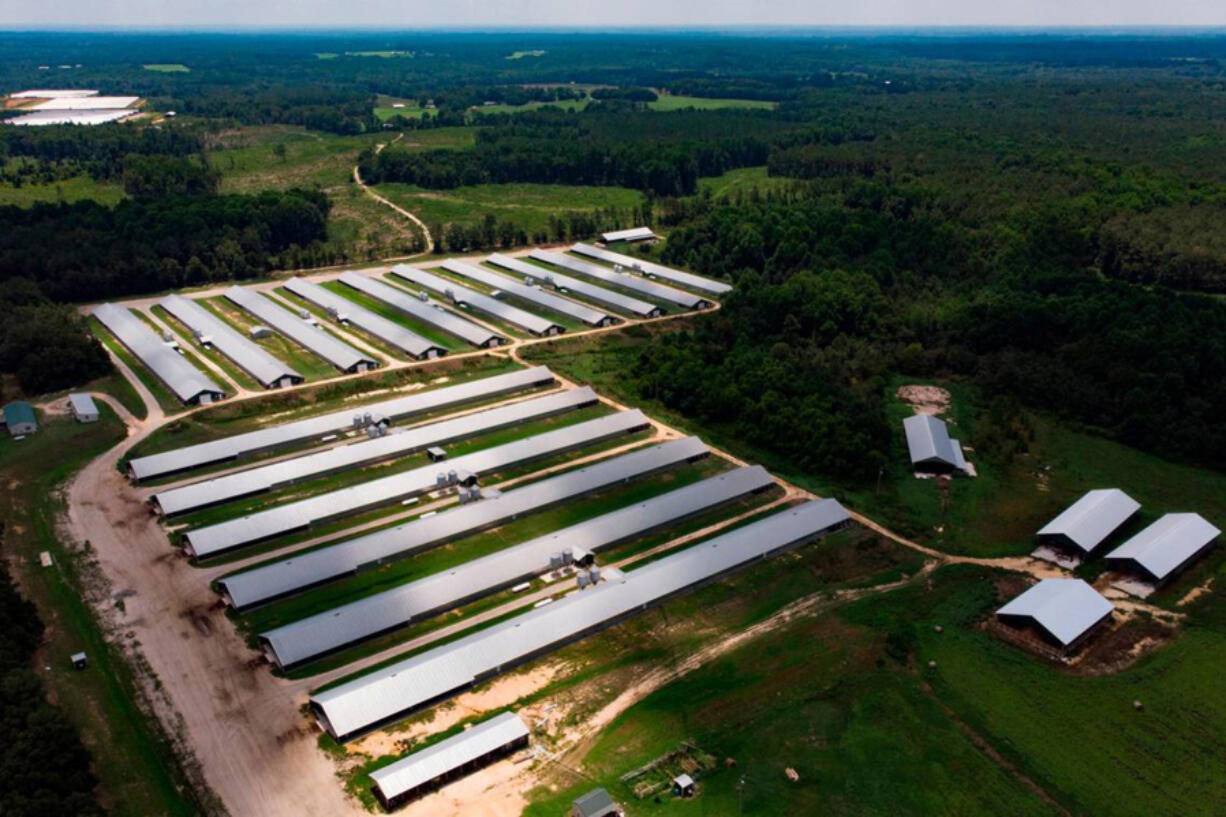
top-left (189, 409), bottom-right (652, 559)
top-left (997, 578), bottom-right (1113, 646)
top-left (11, 89), bottom-right (100, 98)
top-left (260, 465), bottom-right (773, 667)
top-left (92, 303), bottom-right (225, 405)
top-left (1105, 513), bottom-right (1221, 581)
top-left (1038, 489), bottom-right (1141, 554)
top-left (572, 242), bottom-right (732, 295)
top-left (8, 109), bottom-right (135, 126)
top-left (3, 401), bottom-right (36, 426)
top-left (220, 431), bottom-right (701, 611)
top-left (528, 250), bottom-right (709, 310)
top-left (68, 393), bottom-right (98, 416)
top-left (902, 414), bottom-right (965, 471)
top-left (390, 266), bottom-right (563, 336)
top-left (223, 287), bottom-right (377, 373)
top-left (159, 294), bottom-right (301, 388)
top-left (601, 227), bottom-right (656, 243)
top-left (311, 498), bottom-right (849, 740)
top-left (337, 272), bottom-right (501, 348)
top-left (440, 260), bottom-right (613, 327)
top-left (126, 366), bottom-right (554, 480)
top-left (155, 387), bottom-right (596, 517)
top-left (487, 254), bottom-right (660, 318)
top-left (573, 788), bottom-right (619, 817)
top-left (370, 712), bottom-right (528, 801)
top-left (282, 278), bottom-right (446, 360)
top-left (33, 96), bottom-right (138, 110)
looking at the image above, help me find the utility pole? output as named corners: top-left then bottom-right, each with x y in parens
top-left (737, 774), bottom-right (747, 817)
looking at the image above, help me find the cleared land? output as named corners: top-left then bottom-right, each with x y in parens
top-left (648, 94), bottom-right (778, 111)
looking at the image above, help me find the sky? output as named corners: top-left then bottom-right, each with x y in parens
top-left (2, 1), bottom-right (1225, 30)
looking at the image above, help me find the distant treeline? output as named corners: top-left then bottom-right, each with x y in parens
top-left (0, 189), bottom-right (329, 302)
top-left (0, 126), bottom-right (205, 183)
top-left (359, 110), bottom-right (778, 196)
top-left (0, 546), bottom-right (104, 816)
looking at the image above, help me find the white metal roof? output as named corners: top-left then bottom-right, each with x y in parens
top-left (223, 286), bottom-right (377, 373)
top-left (390, 266), bottom-right (563, 336)
top-left (337, 272), bottom-right (501, 348)
top-left (260, 465), bottom-right (774, 667)
top-left (68, 393), bottom-right (98, 416)
top-left (311, 497), bottom-right (849, 740)
top-left (486, 254), bottom-right (659, 318)
top-left (220, 432), bottom-right (700, 611)
top-left (1105, 513), bottom-right (1221, 581)
top-left (126, 366), bottom-right (553, 480)
top-left (160, 294), bottom-right (301, 388)
top-left (33, 96), bottom-right (139, 110)
top-left (188, 409), bottom-right (652, 558)
top-left (572, 242), bottom-right (732, 295)
top-left (155, 387), bottom-right (596, 516)
top-left (528, 250), bottom-right (709, 310)
top-left (997, 578), bottom-right (1113, 646)
top-left (10, 89), bottom-right (99, 98)
top-left (282, 278), bottom-right (446, 359)
top-left (92, 303), bottom-right (225, 405)
top-left (7, 109), bottom-right (134, 126)
top-left (601, 226), bottom-right (657, 243)
top-left (440, 260), bottom-right (612, 327)
top-left (1038, 489), bottom-right (1141, 554)
top-left (902, 414), bottom-right (965, 471)
top-left (370, 712), bottom-right (528, 801)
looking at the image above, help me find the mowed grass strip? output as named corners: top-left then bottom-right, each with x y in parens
top-left (198, 295), bottom-right (338, 380)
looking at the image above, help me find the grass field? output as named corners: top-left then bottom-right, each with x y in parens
top-left (648, 94), bottom-right (778, 112)
top-left (373, 181), bottom-right (645, 237)
top-left (696, 165), bottom-right (798, 198)
top-left (0, 171), bottom-right (124, 207)
top-left (470, 97), bottom-right (592, 116)
top-left (0, 410), bottom-right (205, 816)
top-left (143, 63), bottom-right (189, 72)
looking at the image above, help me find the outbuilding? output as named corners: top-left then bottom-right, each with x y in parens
top-left (902, 414), bottom-right (966, 474)
top-left (1105, 513), bottom-right (1220, 586)
top-left (573, 787), bottom-right (621, 817)
top-left (673, 774), bottom-right (696, 798)
top-left (68, 393), bottom-right (100, 423)
top-left (1037, 489), bottom-right (1140, 555)
top-left (996, 578), bottom-right (1113, 651)
top-left (3, 401), bottom-right (38, 436)
top-left (600, 226), bottom-right (657, 244)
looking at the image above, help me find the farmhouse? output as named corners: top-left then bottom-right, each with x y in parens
top-left (902, 414), bottom-right (967, 474)
top-left (1037, 489), bottom-right (1140, 555)
top-left (68, 393), bottom-right (99, 423)
top-left (369, 712), bottom-right (529, 810)
top-left (3, 401), bottom-right (38, 436)
top-left (996, 578), bottom-right (1114, 651)
top-left (1105, 513), bottom-right (1221, 586)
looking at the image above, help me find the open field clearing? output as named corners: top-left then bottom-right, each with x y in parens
top-left (0, 158), bottom-right (125, 206)
top-left (648, 94), bottom-right (778, 111)
top-left (696, 165), bottom-right (799, 198)
top-left (373, 181), bottom-right (645, 237)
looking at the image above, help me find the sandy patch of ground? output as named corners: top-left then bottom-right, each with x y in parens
top-left (1177, 577), bottom-right (1214, 607)
top-left (896, 384), bottom-right (951, 416)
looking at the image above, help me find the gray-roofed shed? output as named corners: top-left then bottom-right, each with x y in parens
top-left (223, 286), bottom-right (377, 373)
top-left (159, 294), bottom-right (302, 389)
top-left (441, 259), bottom-right (616, 327)
top-left (487, 253), bottom-right (661, 318)
top-left (1038, 489), bottom-right (1140, 554)
top-left (902, 414), bottom-right (966, 473)
top-left (337, 272), bottom-right (502, 348)
top-left (573, 242), bottom-right (731, 295)
top-left (311, 497), bottom-right (850, 740)
top-left (529, 250), bottom-right (710, 310)
top-left (996, 578), bottom-right (1113, 647)
top-left (220, 432), bottom-right (700, 610)
top-left (92, 303), bottom-right (225, 405)
top-left (1105, 513), bottom-right (1220, 583)
top-left (282, 277), bottom-right (446, 360)
top-left (259, 464), bottom-right (773, 668)
top-left (390, 266), bottom-right (564, 336)
top-left (126, 366), bottom-right (553, 480)
top-left (68, 393), bottom-right (99, 422)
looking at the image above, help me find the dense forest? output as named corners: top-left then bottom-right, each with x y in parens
top-left (0, 549), bottom-right (103, 816)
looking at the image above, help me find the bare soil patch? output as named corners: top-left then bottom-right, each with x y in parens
top-left (896, 384), bottom-right (952, 416)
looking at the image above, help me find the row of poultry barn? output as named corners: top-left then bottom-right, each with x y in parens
top-left (86, 242), bottom-right (728, 408)
top-left (111, 251), bottom-right (858, 809)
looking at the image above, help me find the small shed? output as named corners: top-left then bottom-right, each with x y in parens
top-left (68, 393), bottom-right (100, 423)
top-left (426, 446), bottom-right (448, 463)
top-left (248, 325), bottom-right (272, 339)
top-left (572, 787), bottom-right (620, 817)
top-left (71, 652), bottom-right (87, 670)
top-left (673, 773), bottom-right (696, 798)
top-left (3, 401), bottom-right (37, 436)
